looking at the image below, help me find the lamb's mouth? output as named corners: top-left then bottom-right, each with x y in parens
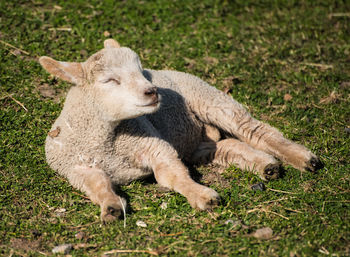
top-left (138, 100), bottom-right (159, 107)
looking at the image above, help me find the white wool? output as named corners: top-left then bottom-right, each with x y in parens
top-left (41, 40), bottom-right (320, 221)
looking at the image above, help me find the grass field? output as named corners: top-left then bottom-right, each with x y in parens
top-left (1, 0), bottom-right (349, 256)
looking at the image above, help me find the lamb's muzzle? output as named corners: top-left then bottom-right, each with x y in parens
top-left (143, 87), bottom-right (159, 106)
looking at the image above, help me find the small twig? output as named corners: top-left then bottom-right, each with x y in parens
top-left (247, 207), bottom-right (290, 220)
top-left (302, 62), bottom-right (333, 69)
top-left (267, 211), bottom-right (289, 220)
top-left (4, 94), bottom-right (28, 112)
top-left (160, 239), bottom-right (191, 251)
top-left (200, 239), bottom-right (217, 244)
top-left (268, 188), bottom-right (300, 195)
top-left (103, 249), bottom-right (159, 256)
top-left (73, 243), bottom-right (98, 249)
top-left (328, 12), bottom-right (350, 18)
top-left (312, 103), bottom-right (324, 109)
top-left (48, 27), bottom-right (72, 32)
top-left (283, 207), bottom-right (303, 213)
top-left (319, 246), bottom-right (330, 255)
top-left (261, 196), bottom-right (296, 204)
top-left (247, 208), bottom-right (260, 214)
top-left (0, 39), bottom-right (30, 55)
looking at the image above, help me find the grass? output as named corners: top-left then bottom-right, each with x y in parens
top-left (0, 0), bottom-right (349, 256)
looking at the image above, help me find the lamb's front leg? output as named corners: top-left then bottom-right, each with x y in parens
top-left (136, 140), bottom-right (220, 210)
top-left (153, 159), bottom-right (220, 210)
top-left (66, 166), bottom-right (126, 222)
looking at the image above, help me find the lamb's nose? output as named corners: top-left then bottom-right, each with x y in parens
top-left (144, 87), bottom-right (157, 97)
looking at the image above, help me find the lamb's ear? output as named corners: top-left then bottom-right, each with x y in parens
top-left (104, 39), bottom-right (120, 48)
top-left (39, 56), bottom-right (84, 84)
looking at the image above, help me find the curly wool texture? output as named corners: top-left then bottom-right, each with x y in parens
top-left (45, 69), bottom-right (208, 185)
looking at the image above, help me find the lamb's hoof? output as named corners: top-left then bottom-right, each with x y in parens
top-left (188, 187), bottom-right (220, 210)
top-left (101, 206), bottom-right (121, 223)
top-left (305, 156), bottom-right (324, 172)
top-left (261, 163), bottom-right (280, 181)
top-left (101, 198), bottom-right (126, 223)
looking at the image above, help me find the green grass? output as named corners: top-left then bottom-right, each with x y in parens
top-left (1, 0), bottom-right (349, 256)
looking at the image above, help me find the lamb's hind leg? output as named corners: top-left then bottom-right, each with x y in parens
top-left (169, 71), bottom-right (323, 172)
top-left (66, 166), bottom-right (126, 222)
top-left (237, 118), bottom-right (324, 172)
top-left (191, 139), bottom-right (281, 181)
top-left (211, 112), bottom-right (322, 172)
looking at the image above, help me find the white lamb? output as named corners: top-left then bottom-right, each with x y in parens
top-left (39, 39), bottom-right (323, 222)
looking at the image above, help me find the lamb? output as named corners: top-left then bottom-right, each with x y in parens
top-left (39, 39), bottom-right (323, 222)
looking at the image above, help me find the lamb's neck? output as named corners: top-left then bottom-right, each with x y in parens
top-left (81, 102), bottom-right (120, 140)
top-left (64, 87), bottom-right (121, 142)
top-left (89, 115), bottom-right (120, 140)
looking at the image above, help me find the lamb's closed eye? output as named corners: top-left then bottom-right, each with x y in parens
top-left (103, 78), bottom-right (121, 85)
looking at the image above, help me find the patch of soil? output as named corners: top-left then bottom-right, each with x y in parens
top-left (200, 164), bottom-right (232, 188)
top-left (10, 237), bottom-right (44, 253)
top-left (36, 83), bottom-right (66, 103)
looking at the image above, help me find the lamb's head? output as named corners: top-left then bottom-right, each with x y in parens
top-left (39, 39), bottom-right (160, 122)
